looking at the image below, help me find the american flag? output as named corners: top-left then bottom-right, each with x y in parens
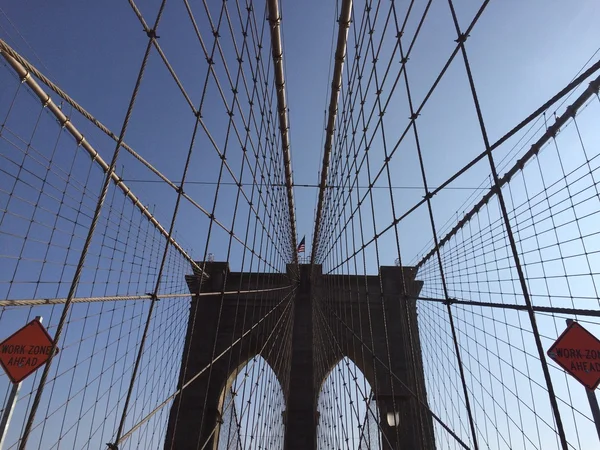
top-left (297, 236), bottom-right (305, 253)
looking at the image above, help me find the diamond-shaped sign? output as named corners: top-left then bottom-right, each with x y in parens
top-left (547, 321), bottom-right (600, 390)
top-left (0, 319), bottom-right (58, 384)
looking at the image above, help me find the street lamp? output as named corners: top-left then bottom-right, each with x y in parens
top-left (376, 393), bottom-right (408, 428)
top-left (386, 411), bottom-right (401, 427)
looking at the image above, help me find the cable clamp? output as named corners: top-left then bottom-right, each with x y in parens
top-left (455, 33), bottom-right (469, 44)
top-left (145, 29), bottom-right (159, 39)
top-left (147, 292), bottom-right (160, 302)
top-left (565, 104), bottom-right (576, 119)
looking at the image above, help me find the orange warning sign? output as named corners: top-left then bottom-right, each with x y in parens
top-left (547, 321), bottom-right (600, 390)
top-left (0, 319), bottom-right (58, 384)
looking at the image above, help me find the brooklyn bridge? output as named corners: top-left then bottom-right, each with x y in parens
top-left (1, 0), bottom-right (600, 448)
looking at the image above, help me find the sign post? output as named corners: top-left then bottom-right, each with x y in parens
top-left (0, 317), bottom-right (57, 450)
top-left (547, 319), bottom-right (600, 442)
top-left (0, 382), bottom-right (21, 450)
top-left (586, 387), bottom-right (600, 441)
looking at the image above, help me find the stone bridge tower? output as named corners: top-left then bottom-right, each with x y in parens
top-left (164, 262), bottom-right (435, 449)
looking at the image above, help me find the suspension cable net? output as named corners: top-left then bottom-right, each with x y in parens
top-left (311, 0), bottom-right (600, 449)
top-left (1, 0), bottom-right (600, 449)
top-left (0, 0), bottom-right (295, 448)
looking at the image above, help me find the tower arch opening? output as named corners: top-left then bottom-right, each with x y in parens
top-left (317, 357), bottom-right (382, 450)
top-left (216, 354), bottom-right (285, 450)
